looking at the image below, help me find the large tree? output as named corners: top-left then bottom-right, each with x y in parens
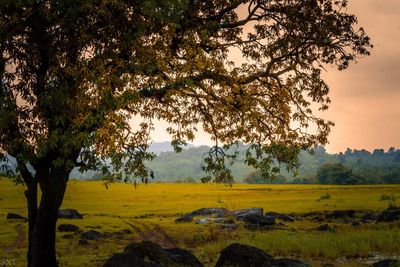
top-left (0, 0), bottom-right (370, 266)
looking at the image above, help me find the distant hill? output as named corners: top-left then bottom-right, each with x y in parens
top-left (2, 143), bottom-right (400, 184)
top-left (148, 141), bottom-right (194, 154)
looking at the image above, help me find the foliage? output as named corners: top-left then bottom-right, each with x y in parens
top-left (0, 2), bottom-right (372, 264)
top-left (316, 163), bottom-right (362, 185)
top-left (0, 0), bottom-right (371, 184)
top-left (319, 193), bottom-right (331, 200)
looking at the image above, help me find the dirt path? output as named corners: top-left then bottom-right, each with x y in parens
top-left (125, 221), bottom-right (176, 248)
top-left (4, 224), bottom-right (26, 253)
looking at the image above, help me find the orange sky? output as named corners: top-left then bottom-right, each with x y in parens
top-left (321, 0), bottom-right (400, 152)
top-left (151, 0), bottom-right (400, 153)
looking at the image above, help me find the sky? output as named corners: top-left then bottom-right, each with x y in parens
top-left (151, 0), bottom-right (400, 153)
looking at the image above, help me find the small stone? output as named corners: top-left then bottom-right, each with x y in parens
top-left (58, 224), bottom-right (79, 232)
top-left (6, 212), bottom-right (27, 221)
top-left (58, 209), bottom-right (83, 219)
top-left (81, 230), bottom-right (104, 240)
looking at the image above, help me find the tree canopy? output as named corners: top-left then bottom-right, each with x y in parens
top-left (1, 0), bottom-right (371, 183)
top-left (0, 1), bottom-right (371, 266)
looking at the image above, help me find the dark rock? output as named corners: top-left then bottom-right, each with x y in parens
top-left (165, 248), bottom-right (203, 267)
top-left (58, 209), bottom-right (83, 219)
top-left (58, 224), bottom-right (79, 232)
top-left (239, 214), bottom-right (275, 226)
top-left (234, 208), bottom-right (264, 219)
top-left (175, 208), bottom-right (230, 223)
top-left (125, 241), bottom-right (203, 267)
top-left (215, 243), bottom-right (274, 267)
top-left (315, 224), bottom-right (335, 232)
top-left (372, 259), bottom-right (399, 267)
top-left (62, 234), bottom-right (74, 239)
top-left (377, 209), bottom-right (400, 222)
top-left (196, 218), bottom-right (229, 224)
top-left (272, 258), bottom-right (310, 267)
top-left (103, 252), bottom-right (162, 267)
top-left (81, 230), bottom-right (104, 240)
top-left (218, 223), bottom-right (238, 230)
top-left (125, 241), bottom-right (171, 265)
top-left (78, 239), bottom-right (89, 246)
top-left (326, 210), bottom-right (356, 219)
top-left (303, 211), bottom-right (325, 217)
top-left (361, 212), bottom-right (379, 223)
top-left (6, 212), bottom-right (27, 221)
top-left (278, 214), bottom-right (296, 222)
top-left (265, 212), bottom-right (295, 222)
top-left (175, 215), bottom-right (193, 223)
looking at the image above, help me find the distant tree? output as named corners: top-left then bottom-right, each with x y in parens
top-left (316, 163), bottom-right (363, 184)
top-left (313, 146), bottom-right (327, 163)
top-left (345, 148), bottom-right (353, 157)
top-left (338, 152), bottom-right (346, 164)
top-left (244, 170), bottom-right (286, 184)
top-left (388, 147), bottom-right (396, 154)
top-left (383, 173), bottom-right (400, 184)
top-left (372, 149), bottom-right (385, 157)
top-left (0, 1), bottom-right (371, 266)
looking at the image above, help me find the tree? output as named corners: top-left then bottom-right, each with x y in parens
top-left (316, 163), bottom-right (363, 184)
top-left (0, 1), bottom-right (370, 266)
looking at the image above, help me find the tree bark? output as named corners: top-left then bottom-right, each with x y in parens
top-left (30, 169), bottom-right (68, 267)
top-left (25, 180), bottom-right (38, 266)
top-left (16, 161), bottom-right (38, 267)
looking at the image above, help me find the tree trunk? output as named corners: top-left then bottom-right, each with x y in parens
top-left (30, 170), bottom-right (68, 267)
top-left (25, 180), bottom-right (38, 266)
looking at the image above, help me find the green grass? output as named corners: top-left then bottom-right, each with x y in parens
top-left (0, 179), bottom-right (400, 266)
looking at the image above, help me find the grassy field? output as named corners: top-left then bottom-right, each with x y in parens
top-left (0, 179), bottom-right (400, 266)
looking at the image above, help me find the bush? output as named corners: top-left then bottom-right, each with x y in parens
top-left (318, 193), bottom-right (331, 201)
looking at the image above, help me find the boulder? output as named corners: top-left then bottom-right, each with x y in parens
top-left (124, 241), bottom-right (170, 265)
top-left (218, 223), bottom-right (238, 230)
top-left (239, 214), bottom-right (275, 226)
top-left (165, 248), bottom-right (203, 267)
top-left (124, 241), bottom-right (203, 267)
top-left (196, 218), bottom-right (227, 224)
top-left (277, 214), bottom-right (296, 222)
top-left (272, 259), bottom-right (309, 267)
top-left (175, 208), bottom-right (230, 223)
top-left (58, 224), bottom-right (79, 232)
top-left (377, 209), bottom-right (400, 222)
top-left (58, 209), bottom-right (83, 219)
top-left (265, 212), bottom-right (295, 222)
top-left (361, 212), bottom-right (379, 223)
top-left (175, 215), bottom-right (193, 223)
top-left (6, 212), bottom-right (27, 221)
top-left (103, 252), bottom-right (162, 267)
top-left (372, 259), bottom-right (399, 267)
top-left (234, 208), bottom-right (264, 219)
top-left (326, 210), bottom-right (356, 219)
top-left (81, 230), bottom-right (104, 240)
top-left (215, 243), bottom-right (274, 267)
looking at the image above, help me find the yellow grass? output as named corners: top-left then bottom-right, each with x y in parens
top-left (0, 179), bottom-right (400, 266)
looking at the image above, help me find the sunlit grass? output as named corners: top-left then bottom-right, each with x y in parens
top-left (0, 179), bottom-right (399, 266)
